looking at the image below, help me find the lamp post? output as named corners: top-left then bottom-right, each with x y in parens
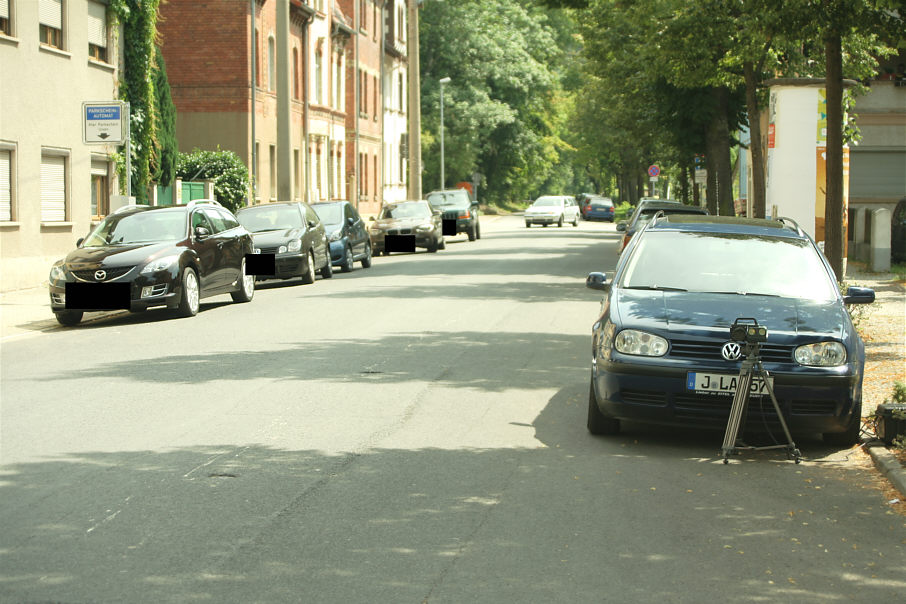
top-left (439, 76), bottom-right (451, 191)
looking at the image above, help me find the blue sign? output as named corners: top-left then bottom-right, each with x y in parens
top-left (86, 106), bottom-right (121, 121)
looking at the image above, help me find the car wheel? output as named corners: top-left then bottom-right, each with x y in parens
top-left (320, 254), bottom-right (334, 279)
top-left (300, 250), bottom-right (316, 284)
top-left (468, 223), bottom-right (477, 241)
top-left (54, 310), bottom-right (83, 326)
top-left (525, 222), bottom-right (531, 228)
top-left (823, 400), bottom-right (862, 446)
top-left (341, 245), bottom-right (355, 272)
top-left (557, 215), bottom-right (564, 228)
top-left (476, 222), bottom-right (481, 239)
top-left (231, 258), bottom-right (256, 302)
top-left (428, 239), bottom-right (438, 253)
top-left (361, 243), bottom-right (373, 268)
top-left (439, 236), bottom-right (446, 250)
top-left (573, 214), bottom-right (579, 226)
top-left (383, 248), bottom-right (392, 256)
top-left (587, 377), bottom-right (620, 435)
top-left (177, 267), bottom-right (200, 317)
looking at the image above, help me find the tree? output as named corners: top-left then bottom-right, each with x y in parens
top-left (152, 45), bottom-right (179, 188)
top-left (176, 149), bottom-right (251, 214)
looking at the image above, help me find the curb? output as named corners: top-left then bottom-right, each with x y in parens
top-left (867, 443), bottom-right (906, 501)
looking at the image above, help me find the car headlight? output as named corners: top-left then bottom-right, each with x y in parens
top-left (141, 255), bottom-right (179, 274)
top-left (794, 342), bottom-right (846, 366)
top-left (329, 230), bottom-right (342, 242)
top-left (287, 239), bottom-right (302, 252)
top-left (49, 263), bottom-right (66, 283)
top-left (416, 223), bottom-right (434, 232)
top-left (614, 329), bottom-right (668, 356)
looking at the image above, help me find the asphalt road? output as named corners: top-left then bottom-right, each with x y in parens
top-left (1, 215), bottom-right (904, 603)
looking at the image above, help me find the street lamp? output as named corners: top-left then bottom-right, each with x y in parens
top-left (439, 76), bottom-right (451, 191)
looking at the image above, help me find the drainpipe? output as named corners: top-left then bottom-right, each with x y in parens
top-left (353, 0), bottom-right (360, 209)
top-left (407, 0), bottom-right (421, 200)
top-left (379, 0), bottom-right (386, 204)
top-left (250, 0), bottom-right (257, 204)
top-left (302, 12), bottom-right (313, 204)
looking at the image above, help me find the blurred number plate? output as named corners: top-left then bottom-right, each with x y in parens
top-left (686, 372), bottom-right (772, 396)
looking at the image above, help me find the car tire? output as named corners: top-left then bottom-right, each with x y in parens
top-left (468, 223), bottom-right (477, 241)
top-left (54, 310), bottom-right (83, 326)
top-left (341, 245), bottom-right (355, 272)
top-left (573, 214), bottom-right (579, 226)
top-left (525, 222), bottom-right (531, 228)
top-left (476, 222), bottom-right (481, 239)
top-left (361, 243), bottom-right (373, 268)
top-left (231, 258), bottom-right (256, 301)
top-left (301, 251), bottom-right (316, 285)
top-left (439, 236), bottom-right (446, 250)
top-left (823, 400), bottom-right (862, 446)
top-left (557, 216), bottom-right (564, 228)
top-left (587, 377), bottom-right (620, 435)
top-left (320, 255), bottom-right (334, 279)
top-left (176, 267), bottom-right (200, 317)
top-left (428, 239), bottom-right (438, 253)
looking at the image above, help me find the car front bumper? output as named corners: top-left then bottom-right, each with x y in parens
top-left (591, 359), bottom-right (861, 435)
top-left (49, 276), bottom-right (180, 313)
top-left (525, 214), bottom-right (561, 225)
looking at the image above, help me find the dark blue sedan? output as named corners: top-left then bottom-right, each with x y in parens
top-left (586, 215), bottom-right (875, 445)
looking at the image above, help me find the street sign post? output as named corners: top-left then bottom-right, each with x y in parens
top-left (83, 102), bottom-right (126, 144)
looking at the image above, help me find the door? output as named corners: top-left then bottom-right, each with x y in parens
top-left (303, 204), bottom-right (329, 268)
top-left (190, 209), bottom-right (222, 291)
top-left (345, 203), bottom-right (367, 256)
top-left (208, 207), bottom-right (245, 287)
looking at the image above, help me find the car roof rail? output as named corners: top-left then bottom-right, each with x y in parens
top-left (186, 198), bottom-right (223, 209)
top-left (775, 216), bottom-right (804, 235)
top-left (650, 210), bottom-right (668, 225)
top-left (112, 204), bottom-right (148, 215)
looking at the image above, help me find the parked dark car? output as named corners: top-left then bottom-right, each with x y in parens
top-left (618, 202), bottom-right (708, 253)
top-left (369, 200), bottom-right (445, 254)
top-left (586, 214), bottom-right (875, 445)
top-left (235, 201), bottom-right (332, 284)
top-left (583, 196), bottom-right (615, 222)
top-left (311, 201), bottom-right (373, 272)
top-left (48, 200), bottom-right (255, 326)
top-left (425, 189), bottom-right (481, 241)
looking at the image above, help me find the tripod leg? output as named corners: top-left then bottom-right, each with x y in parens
top-left (721, 368), bottom-right (753, 463)
top-left (759, 364), bottom-right (801, 463)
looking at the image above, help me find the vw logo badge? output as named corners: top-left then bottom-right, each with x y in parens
top-left (721, 342), bottom-right (742, 361)
top-left (94, 270), bottom-right (107, 281)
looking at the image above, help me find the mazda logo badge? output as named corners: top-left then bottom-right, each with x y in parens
top-left (721, 342), bottom-right (742, 361)
top-left (94, 270), bottom-right (107, 281)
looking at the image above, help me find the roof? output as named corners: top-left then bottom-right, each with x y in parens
top-left (650, 214), bottom-right (804, 238)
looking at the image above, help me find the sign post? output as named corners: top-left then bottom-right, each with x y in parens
top-left (83, 101), bottom-right (130, 198)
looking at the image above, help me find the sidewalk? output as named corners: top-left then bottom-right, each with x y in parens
top-left (0, 283), bottom-right (126, 341)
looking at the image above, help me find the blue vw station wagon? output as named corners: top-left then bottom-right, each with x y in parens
top-left (585, 214), bottom-right (875, 445)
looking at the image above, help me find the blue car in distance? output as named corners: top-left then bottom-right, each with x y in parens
top-left (582, 196), bottom-right (615, 222)
top-left (312, 201), bottom-right (373, 272)
top-left (585, 214), bottom-right (875, 446)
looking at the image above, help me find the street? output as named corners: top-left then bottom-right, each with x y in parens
top-left (1, 216), bottom-right (904, 603)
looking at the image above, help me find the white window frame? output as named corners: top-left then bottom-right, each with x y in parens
top-left (0, 144), bottom-right (14, 222)
top-left (39, 0), bottom-right (64, 50)
top-left (0, 0), bottom-right (14, 37)
top-left (87, 0), bottom-right (108, 62)
top-left (41, 149), bottom-right (69, 223)
top-left (267, 35), bottom-right (276, 92)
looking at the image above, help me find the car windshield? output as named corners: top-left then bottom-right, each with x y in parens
top-left (634, 208), bottom-right (706, 227)
top-left (312, 204), bottom-right (343, 226)
top-left (620, 230), bottom-right (837, 301)
top-left (533, 197), bottom-right (562, 207)
top-left (426, 192), bottom-right (469, 207)
top-left (382, 203), bottom-right (432, 219)
top-left (237, 205), bottom-right (304, 232)
top-left (82, 210), bottom-right (187, 246)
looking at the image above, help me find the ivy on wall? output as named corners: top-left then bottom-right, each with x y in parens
top-left (108, 0), bottom-right (161, 203)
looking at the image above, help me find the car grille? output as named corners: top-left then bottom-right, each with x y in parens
top-left (621, 389), bottom-right (667, 406)
top-left (257, 246), bottom-right (281, 255)
top-left (388, 228), bottom-right (413, 235)
top-left (442, 210), bottom-right (460, 221)
top-left (674, 393), bottom-right (789, 429)
top-left (669, 338), bottom-right (794, 363)
top-left (790, 399), bottom-right (838, 416)
top-left (72, 266), bottom-right (134, 282)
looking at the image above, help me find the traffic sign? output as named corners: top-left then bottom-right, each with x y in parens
top-left (648, 165), bottom-right (660, 178)
top-left (83, 102), bottom-right (126, 144)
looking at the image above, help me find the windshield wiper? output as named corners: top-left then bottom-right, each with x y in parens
top-left (623, 285), bottom-right (688, 292)
top-left (700, 291), bottom-right (781, 297)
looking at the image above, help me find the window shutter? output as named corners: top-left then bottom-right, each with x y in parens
top-left (87, 2), bottom-right (107, 48)
top-left (39, 0), bottom-right (63, 29)
top-left (0, 151), bottom-right (11, 222)
top-left (0, 0), bottom-right (9, 21)
top-left (91, 158), bottom-right (108, 176)
top-left (41, 155), bottom-right (66, 222)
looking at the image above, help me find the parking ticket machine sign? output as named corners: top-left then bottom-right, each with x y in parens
top-left (83, 102), bottom-right (126, 144)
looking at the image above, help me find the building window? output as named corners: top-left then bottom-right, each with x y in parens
top-left (293, 48), bottom-right (300, 99)
top-left (336, 147), bottom-right (342, 199)
top-left (255, 142), bottom-right (260, 200)
top-left (87, 1), bottom-right (107, 62)
top-left (39, 0), bottom-right (64, 50)
top-left (374, 154), bottom-right (378, 198)
top-left (294, 149), bottom-right (300, 199)
top-left (41, 152), bottom-right (67, 222)
top-left (359, 0), bottom-right (367, 32)
top-left (255, 29), bottom-right (261, 87)
top-left (398, 6), bottom-right (405, 42)
top-left (0, 148), bottom-right (13, 221)
top-left (1, 0), bottom-right (13, 36)
top-left (268, 36), bottom-right (276, 92)
top-left (373, 75), bottom-right (378, 120)
top-left (315, 45), bottom-right (323, 105)
top-left (316, 144), bottom-right (322, 198)
top-left (398, 72), bottom-right (404, 112)
top-left (362, 70), bottom-right (368, 116)
top-left (335, 52), bottom-right (342, 110)
top-left (90, 158), bottom-right (109, 219)
top-left (269, 145), bottom-right (277, 200)
top-left (363, 152), bottom-right (368, 197)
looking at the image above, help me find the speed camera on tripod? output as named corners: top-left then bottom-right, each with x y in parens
top-left (729, 318), bottom-right (768, 344)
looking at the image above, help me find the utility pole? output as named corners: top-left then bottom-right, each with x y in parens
top-left (407, 0), bottom-right (422, 200)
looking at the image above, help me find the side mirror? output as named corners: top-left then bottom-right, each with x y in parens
top-left (586, 272), bottom-right (609, 291)
top-left (194, 226), bottom-right (210, 239)
top-left (347, 216), bottom-right (355, 225)
top-left (843, 286), bottom-right (875, 305)
top-left (616, 221), bottom-right (627, 232)
top-left (76, 237), bottom-right (84, 247)
top-left (471, 202), bottom-right (479, 209)
top-left (433, 209), bottom-right (441, 216)
top-left (308, 220), bottom-right (318, 229)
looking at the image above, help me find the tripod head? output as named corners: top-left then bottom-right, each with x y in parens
top-left (730, 318), bottom-right (768, 360)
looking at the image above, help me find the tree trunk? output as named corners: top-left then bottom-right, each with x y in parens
top-left (680, 164), bottom-right (690, 204)
top-left (744, 61), bottom-right (766, 218)
top-left (825, 33), bottom-right (845, 281)
top-left (713, 87), bottom-right (735, 216)
top-left (705, 121), bottom-right (718, 215)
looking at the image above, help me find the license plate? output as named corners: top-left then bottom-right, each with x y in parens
top-left (686, 372), bottom-right (773, 396)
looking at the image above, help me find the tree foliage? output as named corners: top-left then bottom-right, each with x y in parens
top-left (152, 45), bottom-right (179, 188)
top-left (176, 149), bottom-right (251, 214)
